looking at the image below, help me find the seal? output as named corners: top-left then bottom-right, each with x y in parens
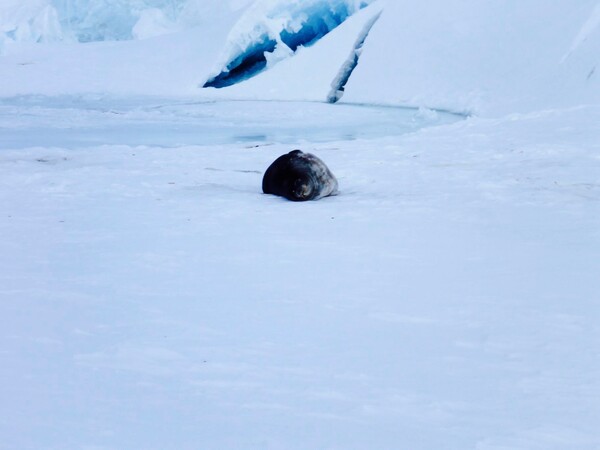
top-left (262, 150), bottom-right (339, 201)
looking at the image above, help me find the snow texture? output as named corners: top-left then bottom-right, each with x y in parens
top-left (341, 0), bottom-right (600, 115)
top-left (1, 96), bottom-right (599, 450)
top-left (1, 1), bottom-right (600, 449)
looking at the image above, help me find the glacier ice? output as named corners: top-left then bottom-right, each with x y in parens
top-left (0, 0), bottom-right (63, 48)
top-left (203, 0), bottom-right (375, 89)
top-left (0, 0), bottom-right (252, 49)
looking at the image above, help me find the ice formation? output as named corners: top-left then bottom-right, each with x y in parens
top-left (203, 0), bottom-right (375, 88)
top-left (0, 0), bottom-right (63, 50)
top-left (326, 8), bottom-right (381, 103)
top-left (0, 0), bottom-right (253, 49)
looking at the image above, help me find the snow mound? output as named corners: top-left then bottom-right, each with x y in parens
top-left (341, 0), bottom-right (600, 115)
top-left (202, 0), bottom-right (375, 88)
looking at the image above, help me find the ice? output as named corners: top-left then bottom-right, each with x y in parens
top-left (0, 0), bottom-right (62, 49)
top-left (131, 8), bottom-right (176, 40)
top-left (0, 0), bottom-right (253, 49)
top-left (203, 0), bottom-right (375, 88)
top-left (0, 96), bottom-right (462, 148)
top-left (201, 3), bottom-right (385, 103)
top-left (326, 8), bottom-right (381, 103)
top-left (562, 2), bottom-right (600, 62)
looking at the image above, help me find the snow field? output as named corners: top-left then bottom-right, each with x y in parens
top-left (1, 99), bottom-right (599, 449)
top-left (1, 0), bottom-right (600, 448)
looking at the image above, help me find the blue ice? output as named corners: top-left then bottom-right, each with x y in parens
top-left (203, 0), bottom-right (373, 89)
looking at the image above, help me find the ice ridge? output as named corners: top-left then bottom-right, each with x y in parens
top-left (326, 8), bottom-right (381, 103)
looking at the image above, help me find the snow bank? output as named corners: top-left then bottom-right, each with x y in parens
top-left (0, 25), bottom-right (239, 97)
top-left (341, 0), bottom-right (600, 115)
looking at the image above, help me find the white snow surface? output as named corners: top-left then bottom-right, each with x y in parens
top-left (342, 0), bottom-right (600, 115)
top-left (1, 1), bottom-right (600, 449)
top-left (1, 96), bottom-right (599, 450)
top-left (0, 25), bottom-right (234, 97)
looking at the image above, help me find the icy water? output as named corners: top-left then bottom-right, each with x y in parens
top-left (0, 96), bottom-right (462, 148)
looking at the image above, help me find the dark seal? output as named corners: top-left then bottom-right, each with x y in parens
top-left (262, 150), bottom-right (339, 201)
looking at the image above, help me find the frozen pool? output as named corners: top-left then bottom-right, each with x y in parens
top-left (0, 96), bottom-right (463, 149)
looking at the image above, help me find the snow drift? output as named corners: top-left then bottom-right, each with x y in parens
top-left (341, 0), bottom-right (600, 115)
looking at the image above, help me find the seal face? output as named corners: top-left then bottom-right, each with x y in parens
top-left (262, 150), bottom-right (339, 201)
